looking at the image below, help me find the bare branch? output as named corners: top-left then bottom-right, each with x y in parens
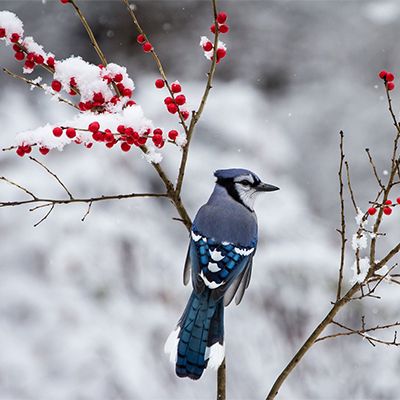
top-left (81, 201), bottom-right (93, 222)
top-left (344, 160), bottom-right (358, 213)
top-left (336, 131), bottom-right (347, 300)
top-left (29, 156), bottom-right (74, 199)
top-left (365, 148), bottom-right (385, 190)
top-left (0, 176), bottom-right (37, 200)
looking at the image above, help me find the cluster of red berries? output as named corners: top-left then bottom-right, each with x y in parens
top-left (136, 34), bottom-right (153, 53)
top-left (210, 11), bottom-right (229, 35)
top-left (155, 79), bottom-right (189, 119)
top-left (368, 198), bottom-right (400, 216)
top-left (378, 70), bottom-right (395, 91)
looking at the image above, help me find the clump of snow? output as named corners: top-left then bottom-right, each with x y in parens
top-left (199, 35), bottom-right (226, 60)
top-left (350, 257), bottom-right (370, 284)
top-left (351, 233), bottom-right (368, 250)
top-left (355, 207), bottom-right (367, 227)
top-left (0, 11), bottom-right (24, 45)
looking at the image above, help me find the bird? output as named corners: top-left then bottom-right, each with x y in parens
top-left (164, 168), bottom-right (279, 380)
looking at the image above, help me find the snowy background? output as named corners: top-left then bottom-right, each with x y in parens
top-left (1, 1), bottom-right (400, 399)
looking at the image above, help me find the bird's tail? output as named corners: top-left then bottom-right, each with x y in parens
top-left (165, 291), bottom-right (225, 380)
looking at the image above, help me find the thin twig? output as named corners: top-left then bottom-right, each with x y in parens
top-left (34, 203), bottom-right (55, 227)
top-left (344, 160), bottom-right (357, 213)
top-left (3, 68), bottom-right (78, 109)
top-left (81, 201), bottom-right (93, 222)
top-left (29, 156), bottom-right (73, 199)
top-left (0, 176), bottom-right (37, 200)
top-left (365, 148), bottom-right (385, 190)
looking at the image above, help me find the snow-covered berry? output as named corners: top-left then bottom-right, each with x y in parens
top-left (168, 129), bottom-right (178, 141)
top-left (52, 127), bottom-right (63, 137)
top-left (175, 94), bottom-right (186, 105)
top-left (143, 42), bottom-right (153, 52)
top-left (155, 79), bottom-right (165, 89)
top-left (383, 206), bottom-right (392, 215)
top-left (203, 41), bottom-right (213, 52)
top-left (171, 82), bottom-right (181, 93)
top-left (51, 80), bottom-right (62, 92)
top-left (114, 73), bottom-right (123, 82)
top-left (123, 88), bottom-right (132, 97)
top-left (66, 127), bottom-right (76, 138)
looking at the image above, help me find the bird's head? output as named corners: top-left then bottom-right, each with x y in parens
top-left (214, 168), bottom-right (279, 211)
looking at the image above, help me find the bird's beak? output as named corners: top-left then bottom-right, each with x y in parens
top-left (256, 182), bottom-right (280, 192)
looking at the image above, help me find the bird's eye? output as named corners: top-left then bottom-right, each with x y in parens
top-left (240, 180), bottom-right (251, 186)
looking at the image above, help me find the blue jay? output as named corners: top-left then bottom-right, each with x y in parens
top-left (165, 168), bottom-right (279, 380)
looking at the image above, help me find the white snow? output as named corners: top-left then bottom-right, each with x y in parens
top-left (351, 233), bottom-right (368, 251)
top-left (199, 35), bottom-right (227, 60)
top-left (350, 257), bottom-right (370, 284)
top-left (0, 11), bottom-right (24, 45)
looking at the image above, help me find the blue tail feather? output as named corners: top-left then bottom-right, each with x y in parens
top-left (175, 290), bottom-right (221, 380)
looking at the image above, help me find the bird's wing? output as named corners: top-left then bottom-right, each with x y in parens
top-left (186, 229), bottom-right (255, 301)
top-left (223, 256), bottom-right (253, 306)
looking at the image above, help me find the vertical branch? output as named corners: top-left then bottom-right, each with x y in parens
top-left (217, 359), bottom-right (226, 400)
top-left (336, 131), bottom-right (347, 301)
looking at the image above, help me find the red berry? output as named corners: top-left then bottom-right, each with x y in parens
top-left (14, 51), bottom-right (24, 61)
top-left (152, 134), bottom-right (164, 148)
top-left (85, 142), bottom-right (93, 149)
top-left (92, 131), bottom-right (103, 142)
top-left (175, 94), bottom-right (186, 105)
top-left (388, 82), bottom-right (395, 91)
top-left (137, 136), bottom-right (147, 146)
top-left (24, 60), bottom-right (35, 70)
top-left (10, 33), bottom-right (20, 43)
top-left (126, 100), bottom-right (136, 107)
top-left (167, 103), bottom-right (178, 114)
top-left (51, 80), bottom-right (62, 92)
top-left (39, 147), bottom-right (50, 155)
top-left (164, 96), bottom-right (173, 105)
top-left (93, 92), bottom-right (105, 103)
top-left (217, 48), bottom-right (227, 60)
top-left (121, 142), bottom-right (131, 152)
top-left (88, 121), bottom-right (100, 133)
top-left (155, 79), bottom-right (165, 89)
top-left (0, 28), bottom-right (6, 38)
top-left (60, 0), bottom-right (70, 3)
top-left (368, 207), bottom-right (377, 216)
top-left (47, 57), bottom-right (55, 68)
top-left (123, 88), bottom-right (132, 97)
top-left (23, 145), bottom-right (32, 154)
top-left (203, 41), bottom-right (213, 52)
top-left (181, 110), bottom-right (189, 120)
top-left (69, 77), bottom-right (77, 87)
top-left (153, 128), bottom-right (163, 135)
top-left (386, 72), bottom-right (395, 82)
top-left (219, 24), bottom-right (229, 34)
top-left (397, 197), bottom-right (400, 205)
top-left (34, 54), bottom-right (44, 64)
top-left (52, 127), bottom-right (63, 137)
top-left (114, 73), bottom-right (123, 82)
top-left (210, 24), bottom-right (216, 34)
top-left (12, 44), bottom-right (19, 51)
top-left (117, 125), bottom-right (126, 134)
top-left (171, 82), bottom-right (181, 93)
top-left (27, 53), bottom-right (35, 62)
top-left (137, 34), bottom-right (146, 44)
top-left (385, 199), bottom-right (393, 205)
top-left (143, 42), bottom-right (153, 52)
top-left (379, 70), bottom-right (387, 79)
top-left (66, 127), bottom-right (76, 138)
top-left (383, 206), bottom-right (392, 215)
top-left (104, 131), bottom-right (114, 142)
top-left (217, 11), bottom-right (228, 24)
top-left (168, 129), bottom-right (178, 141)
top-left (16, 146), bottom-right (25, 157)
